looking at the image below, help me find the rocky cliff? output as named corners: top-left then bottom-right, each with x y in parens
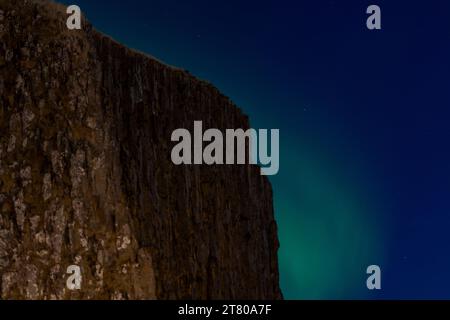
top-left (0, 0), bottom-right (281, 299)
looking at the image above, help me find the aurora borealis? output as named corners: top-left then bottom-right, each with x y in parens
top-left (60, 0), bottom-right (450, 298)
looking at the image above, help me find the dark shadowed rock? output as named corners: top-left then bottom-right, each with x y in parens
top-left (0, 0), bottom-right (281, 299)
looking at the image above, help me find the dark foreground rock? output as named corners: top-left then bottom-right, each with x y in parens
top-left (0, 0), bottom-right (281, 299)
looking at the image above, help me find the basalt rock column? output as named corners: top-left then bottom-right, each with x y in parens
top-left (0, 0), bottom-right (282, 299)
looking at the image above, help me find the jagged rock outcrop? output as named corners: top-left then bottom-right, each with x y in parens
top-left (0, 0), bottom-right (281, 299)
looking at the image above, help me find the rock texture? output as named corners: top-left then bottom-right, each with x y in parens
top-left (0, 0), bottom-right (281, 299)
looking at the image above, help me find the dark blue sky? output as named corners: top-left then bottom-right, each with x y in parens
top-left (61, 0), bottom-right (450, 298)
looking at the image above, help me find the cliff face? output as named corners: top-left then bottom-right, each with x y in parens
top-left (0, 0), bottom-right (281, 299)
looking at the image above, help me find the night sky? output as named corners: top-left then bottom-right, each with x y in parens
top-left (59, 0), bottom-right (450, 299)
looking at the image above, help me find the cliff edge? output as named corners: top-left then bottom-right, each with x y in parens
top-left (0, 0), bottom-right (281, 299)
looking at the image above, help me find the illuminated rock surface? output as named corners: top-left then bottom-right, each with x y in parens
top-left (0, 0), bottom-right (281, 299)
